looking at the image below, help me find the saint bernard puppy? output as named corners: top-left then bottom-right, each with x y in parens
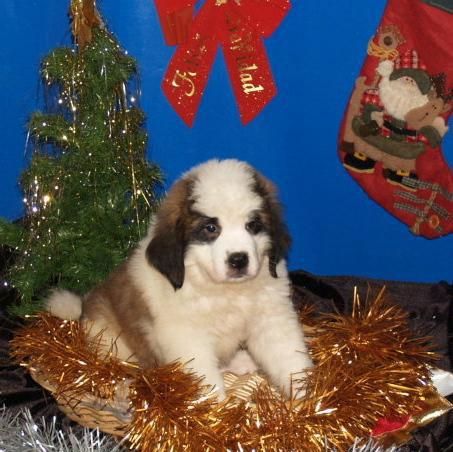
top-left (47, 159), bottom-right (312, 399)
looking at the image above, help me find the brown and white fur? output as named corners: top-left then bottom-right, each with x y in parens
top-left (47, 159), bottom-right (312, 399)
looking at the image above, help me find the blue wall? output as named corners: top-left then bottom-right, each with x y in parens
top-left (1, 0), bottom-right (451, 282)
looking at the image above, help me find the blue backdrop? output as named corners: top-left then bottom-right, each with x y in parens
top-left (1, 0), bottom-right (451, 282)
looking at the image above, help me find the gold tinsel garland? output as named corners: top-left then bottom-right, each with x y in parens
top-left (10, 288), bottom-right (451, 450)
top-left (71, 0), bottom-right (104, 48)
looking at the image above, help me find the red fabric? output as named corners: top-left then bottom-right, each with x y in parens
top-left (154, 0), bottom-right (196, 45)
top-left (371, 415), bottom-right (411, 437)
top-left (361, 89), bottom-right (383, 109)
top-left (154, 0), bottom-right (291, 126)
top-left (396, 49), bottom-right (427, 71)
top-left (339, 0), bottom-right (453, 238)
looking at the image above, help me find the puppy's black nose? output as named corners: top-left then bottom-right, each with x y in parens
top-left (228, 252), bottom-right (249, 270)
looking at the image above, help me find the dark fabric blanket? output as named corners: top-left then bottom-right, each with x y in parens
top-left (290, 271), bottom-right (453, 371)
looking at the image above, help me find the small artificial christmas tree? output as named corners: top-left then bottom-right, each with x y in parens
top-left (0, 0), bottom-right (162, 316)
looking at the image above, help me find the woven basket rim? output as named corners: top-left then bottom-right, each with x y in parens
top-left (30, 366), bottom-right (283, 437)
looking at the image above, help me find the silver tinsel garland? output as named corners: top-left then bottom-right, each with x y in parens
top-left (348, 438), bottom-right (399, 452)
top-left (0, 407), bottom-right (126, 452)
top-left (0, 405), bottom-right (400, 452)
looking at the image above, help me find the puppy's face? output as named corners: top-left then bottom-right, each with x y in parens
top-left (186, 207), bottom-right (271, 284)
top-left (146, 160), bottom-right (290, 289)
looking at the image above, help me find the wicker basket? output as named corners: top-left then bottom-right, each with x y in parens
top-left (30, 368), bottom-right (277, 437)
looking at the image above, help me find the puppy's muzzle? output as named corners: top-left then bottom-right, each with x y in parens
top-left (227, 252), bottom-right (249, 277)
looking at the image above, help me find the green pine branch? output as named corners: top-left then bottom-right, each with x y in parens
top-left (29, 113), bottom-right (74, 149)
top-left (0, 220), bottom-right (23, 249)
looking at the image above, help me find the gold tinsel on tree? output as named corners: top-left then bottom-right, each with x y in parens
top-left (71, 0), bottom-right (104, 48)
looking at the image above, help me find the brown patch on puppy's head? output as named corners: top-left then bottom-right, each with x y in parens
top-left (252, 171), bottom-right (291, 278)
top-left (145, 177), bottom-right (195, 290)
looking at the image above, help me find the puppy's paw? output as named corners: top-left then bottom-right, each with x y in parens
top-left (277, 352), bottom-right (313, 399)
top-left (221, 349), bottom-right (258, 375)
top-left (188, 364), bottom-right (226, 401)
top-left (209, 385), bottom-right (227, 401)
top-left (289, 372), bottom-right (310, 400)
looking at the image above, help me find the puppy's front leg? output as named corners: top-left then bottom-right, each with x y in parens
top-left (156, 329), bottom-right (226, 399)
top-left (246, 306), bottom-right (312, 398)
top-left (187, 353), bottom-right (226, 399)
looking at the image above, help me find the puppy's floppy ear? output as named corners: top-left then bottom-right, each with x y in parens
top-left (145, 179), bottom-right (193, 290)
top-left (253, 172), bottom-right (291, 278)
top-left (146, 221), bottom-right (186, 289)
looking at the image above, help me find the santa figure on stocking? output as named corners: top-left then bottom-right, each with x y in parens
top-left (344, 50), bottom-right (451, 190)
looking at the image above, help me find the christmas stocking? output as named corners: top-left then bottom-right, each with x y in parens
top-left (339, 0), bottom-right (453, 238)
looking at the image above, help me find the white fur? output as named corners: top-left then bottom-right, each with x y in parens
top-left (221, 349), bottom-right (258, 374)
top-left (46, 289), bottom-right (82, 320)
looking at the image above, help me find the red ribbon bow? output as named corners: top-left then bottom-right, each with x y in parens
top-left (155, 0), bottom-right (291, 126)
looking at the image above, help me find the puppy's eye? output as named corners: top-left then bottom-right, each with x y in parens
top-left (204, 223), bottom-right (218, 233)
top-left (191, 217), bottom-right (220, 243)
top-left (246, 219), bottom-right (264, 234)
